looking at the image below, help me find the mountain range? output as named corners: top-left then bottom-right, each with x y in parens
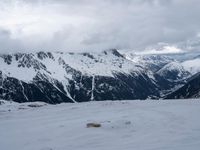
top-left (0, 49), bottom-right (200, 103)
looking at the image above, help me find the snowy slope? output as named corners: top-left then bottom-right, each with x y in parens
top-left (182, 58), bottom-right (200, 75)
top-left (0, 50), bottom-right (143, 82)
top-left (0, 99), bottom-right (200, 150)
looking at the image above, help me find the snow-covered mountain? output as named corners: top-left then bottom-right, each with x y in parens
top-left (156, 61), bottom-right (191, 81)
top-left (0, 49), bottom-right (166, 103)
top-left (0, 49), bottom-right (199, 103)
top-left (124, 53), bottom-right (174, 72)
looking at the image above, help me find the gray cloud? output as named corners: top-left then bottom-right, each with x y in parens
top-left (0, 28), bottom-right (24, 52)
top-left (0, 0), bottom-right (200, 53)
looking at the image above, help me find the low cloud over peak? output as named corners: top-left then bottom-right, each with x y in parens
top-left (0, 0), bottom-right (200, 53)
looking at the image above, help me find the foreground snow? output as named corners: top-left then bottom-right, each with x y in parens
top-left (0, 100), bottom-right (200, 150)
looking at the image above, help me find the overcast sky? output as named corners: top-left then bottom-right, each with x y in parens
top-left (0, 0), bottom-right (200, 53)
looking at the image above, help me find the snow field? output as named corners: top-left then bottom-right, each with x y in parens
top-left (0, 100), bottom-right (200, 150)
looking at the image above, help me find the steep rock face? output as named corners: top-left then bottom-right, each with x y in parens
top-left (0, 69), bottom-right (163, 103)
top-left (0, 73), bottom-right (74, 104)
top-left (165, 73), bottom-right (200, 99)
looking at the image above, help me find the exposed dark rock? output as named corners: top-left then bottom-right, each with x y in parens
top-left (165, 72), bottom-right (200, 99)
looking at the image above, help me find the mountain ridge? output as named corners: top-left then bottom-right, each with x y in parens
top-left (0, 49), bottom-right (198, 103)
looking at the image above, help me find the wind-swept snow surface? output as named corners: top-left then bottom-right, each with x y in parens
top-left (0, 100), bottom-right (200, 150)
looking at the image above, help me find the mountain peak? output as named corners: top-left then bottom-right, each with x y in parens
top-left (103, 49), bottom-right (124, 58)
